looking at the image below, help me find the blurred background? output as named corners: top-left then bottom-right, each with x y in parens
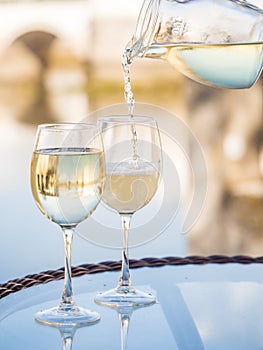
top-left (1, 0), bottom-right (263, 282)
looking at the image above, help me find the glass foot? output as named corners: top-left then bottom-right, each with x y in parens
top-left (94, 286), bottom-right (156, 307)
top-left (35, 305), bottom-right (100, 326)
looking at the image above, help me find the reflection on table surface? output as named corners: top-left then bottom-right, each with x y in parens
top-left (1, 263), bottom-right (263, 350)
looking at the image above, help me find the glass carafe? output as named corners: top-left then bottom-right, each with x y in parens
top-left (127, 0), bottom-right (263, 88)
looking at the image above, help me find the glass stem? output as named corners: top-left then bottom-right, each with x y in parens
top-left (118, 214), bottom-right (133, 290)
top-left (60, 226), bottom-right (75, 309)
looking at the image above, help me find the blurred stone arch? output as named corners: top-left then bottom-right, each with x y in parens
top-left (0, 27), bottom-right (89, 124)
top-left (12, 30), bottom-right (58, 67)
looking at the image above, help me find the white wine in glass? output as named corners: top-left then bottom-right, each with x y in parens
top-left (30, 123), bottom-right (105, 326)
top-left (95, 115), bottom-right (162, 307)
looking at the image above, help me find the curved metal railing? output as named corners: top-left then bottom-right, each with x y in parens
top-left (1, 255), bottom-right (263, 299)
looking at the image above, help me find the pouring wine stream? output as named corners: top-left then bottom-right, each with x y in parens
top-left (122, 48), bottom-right (139, 165)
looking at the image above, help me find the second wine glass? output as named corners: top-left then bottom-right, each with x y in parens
top-left (95, 115), bottom-right (162, 306)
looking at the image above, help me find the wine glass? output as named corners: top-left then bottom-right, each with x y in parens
top-left (30, 123), bottom-right (105, 326)
top-left (95, 115), bottom-right (162, 306)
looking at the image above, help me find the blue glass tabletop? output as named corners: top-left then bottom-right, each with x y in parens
top-left (1, 263), bottom-right (263, 350)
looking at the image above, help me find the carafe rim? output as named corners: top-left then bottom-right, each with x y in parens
top-left (126, 0), bottom-right (160, 61)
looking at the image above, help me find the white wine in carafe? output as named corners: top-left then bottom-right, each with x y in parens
top-left (126, 0), bottom-right (263, 89)
top-left (145, 42), bottom-right (263, 89)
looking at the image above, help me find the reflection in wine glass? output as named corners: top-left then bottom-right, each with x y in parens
top-left (118, 306), bottom-right (133, 350)
top-left (116, 306), bottom-right (134, 350)
top-left (30, 123), bottom-right (105, 326)
top-left (106, 304), bottom-right (150, 350)
top-left (36, 322), bottom-right (82, 350)
top-left (58, 324), bottom-right (76, 350)
top-left (95, 116), bottom-right (162, 306)
top-left (59, 326), bottom-right (76, 350)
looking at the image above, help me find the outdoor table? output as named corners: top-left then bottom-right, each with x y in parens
top-left (1, 256), bottom-right (263, 350)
